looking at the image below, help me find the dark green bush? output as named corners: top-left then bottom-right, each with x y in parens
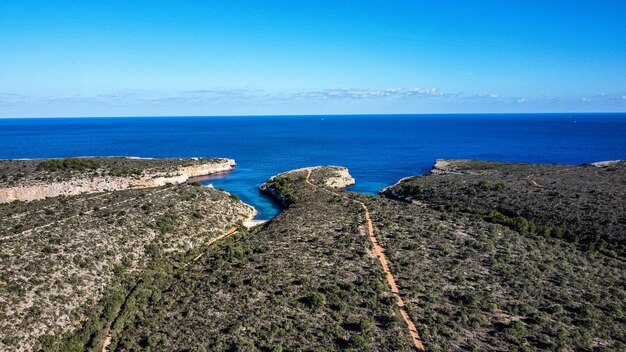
top-left (302, 292), bottom-right (326, 310)
top-left (37, 158), bottom-right (100, 172)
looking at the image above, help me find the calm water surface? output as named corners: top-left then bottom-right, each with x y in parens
top-left (1, 114), bottom-right (625, 219)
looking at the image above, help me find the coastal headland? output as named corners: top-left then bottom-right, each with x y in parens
top-left (0, 157), bottom-right (236, 203)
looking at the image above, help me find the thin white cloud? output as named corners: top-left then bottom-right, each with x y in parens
top-left (300, 87), bottom-right (441, 100)
top-left (622, 95), bottom-right (626, 101)
top-left (182, 88), bottom-right (252, 96)
top-left (0, 93), bottom-right (29, 105)
top-left (468, 93), bottom-right (509, 101)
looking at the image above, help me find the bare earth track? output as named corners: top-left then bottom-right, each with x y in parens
top-left (305, 169), bottom-right (426, 351)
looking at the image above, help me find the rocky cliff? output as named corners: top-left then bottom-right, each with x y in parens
top-left (0, 157), bottom-right (235, 203)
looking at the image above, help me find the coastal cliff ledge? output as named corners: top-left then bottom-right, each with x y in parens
top-left (0, 156), bottom-right (235, 203)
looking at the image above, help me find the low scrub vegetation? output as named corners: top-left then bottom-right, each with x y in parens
top-left (37, 158), bottom-right (101, 172)
top-left (68, 168), bottom-right (414, 351)
top-left (4, 162), bottom-right (624, 351)
top-left (0, 173), bottom-right (251, 351)
top-left (0, 157), bottom-right (227, 187)
top-left (362, 195), bottom-right (625, 351)
top-left (384, 159), bottom-right (626, 257)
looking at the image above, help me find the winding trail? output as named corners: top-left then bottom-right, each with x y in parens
top-left (186, 226), bottom-right (238, 265)
top-left (305, 169), bottom-right (425, 351)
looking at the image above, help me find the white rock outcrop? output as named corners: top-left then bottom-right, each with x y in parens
top-left (0, 158), bottom-right (235, 203)
top-left (590, 160), bottom-right (622, 167)
top-left (320, 167), bottom-right (356, 188)
top-left (430, 159), bottom-right (467, 174)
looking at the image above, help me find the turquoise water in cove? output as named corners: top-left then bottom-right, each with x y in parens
top-left (1, 114), bottom-right (625, 219)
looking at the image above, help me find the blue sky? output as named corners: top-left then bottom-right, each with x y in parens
top-left (1, 1), bottom-right (625, 117)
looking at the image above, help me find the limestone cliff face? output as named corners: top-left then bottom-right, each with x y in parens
top-left (379, 176), bottom-right (412, 201)
top-left (0, 158), bottom-right (235, 203)
top-left (258, 182), bottom-right (289, 207)
top-left (380, 159), bottom-right (461, 202)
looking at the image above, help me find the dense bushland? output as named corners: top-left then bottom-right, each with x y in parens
top-left (383, 160), bottom-right (626, 257)
top-left (361, 194), bottom-right (625, 351)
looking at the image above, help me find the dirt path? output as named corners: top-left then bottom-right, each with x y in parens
top-left (527, 166), bottom-right (581, 188)
top-left (101, 332), bottom-right (112, 352)
top-left (186, 226), bottom-right (239, 265)
top-left (305, 170), bottom-right (425, 351)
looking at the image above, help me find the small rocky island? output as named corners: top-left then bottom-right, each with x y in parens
top-left (1, 158), bottom-right (624, 351)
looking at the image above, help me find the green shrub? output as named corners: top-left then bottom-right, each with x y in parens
top-left (302, 292), bottom-right (326, 310)
top-left (512, 217), bottom-right (530, 234)
top-left (348, 335), bottom-right (367, 348)
top-left (189, 347), bottom-right (207, 352)
top-left (507, 320), bottom-right (525, 336)
top-left (37, 158), bottom-right (100, 172)
top-left (147, 333), bottom-right (169, 349)
top-left (155, 211), bottom-right (178, 234)
top-left (554, 227), bottom-right (564, 238)
top-left (359, 319), bottom-right (373, 332)
top-left (235, 338), bottom-right (257, 352)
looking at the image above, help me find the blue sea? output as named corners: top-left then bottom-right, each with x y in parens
top-left (1, 114), bottom-right (625, 219)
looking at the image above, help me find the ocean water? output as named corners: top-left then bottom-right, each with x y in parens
top-left (1, 114), bottom-right (625, 219)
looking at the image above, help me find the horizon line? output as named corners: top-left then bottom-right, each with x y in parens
top-left (2, 111), bottom-right (625, 119)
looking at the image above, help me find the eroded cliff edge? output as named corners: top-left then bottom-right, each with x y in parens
top-left (0, 157), bottom-right (235, 203)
